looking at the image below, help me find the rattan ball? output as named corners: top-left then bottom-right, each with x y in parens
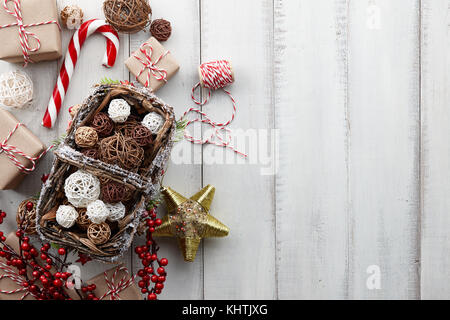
top-left (103, 0), bottom-right (152, 34)
top-left (142, 112), bottom-right (164, 134)
top-left (101, 181), bottom-right (126, 203)
top-left (75, 208), bottom-right (90, 230)
top-left (60, 5), bottom-right (84, 29)
top-left (87, 222), bottom-right (111, 245)
top-left (131, 124), bottom-right (153, 146)
top-left (16, 199), bottom-right (37, 235)
top-left (56, 205), bottom-right (79, 228)
top-left (69, 104), bottom-right (82, 118)
top-left (116, 119), bottom-right (139, 137)
top-left (82, 148), bottom-right (99, 160)
top-left (64, 170), bottom-right (101, 208)
top-left (108, 99), bottom-right (131, 123)
top-left (75, 126), bottom-right (98, 148)
top-left (150, 19), bottom-right (172, 42)
top-left (99, 133), bottom-right (144, 170)
top-left (106, 202), bottom-right (126, 222)
top-left (91, 112), bottom-right (114, 137)
top-left (0, 70), bottom-right (33, 109)
top-left (86, 200), bottom-right (110, 224)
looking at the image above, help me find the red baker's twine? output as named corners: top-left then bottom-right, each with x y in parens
top-left (181, 60), bottom-right (247, 158)
top-left (0, 0), bottom-right (61, 66)
top-left (0, 123), bottom-right (53, 173)
top-left (0, 262), bottom-right (38, 300)
top-left (133, 42), bottom-right (169, 88)
top-left (99, 266), bottom-right (137, 300)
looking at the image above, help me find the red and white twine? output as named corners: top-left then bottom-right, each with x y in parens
top-left (0, 262), bottom-right (37, 300)
top-left (0, 123), bottom-right (52, 173)
top-left (133, 43), bottom-right (169, 88)
top-left (0, 0), bottom-right (61, 66)
top-left (99, 266), bottom-right (137, 300)
top-left (181, 60), bottom-right (247, 158)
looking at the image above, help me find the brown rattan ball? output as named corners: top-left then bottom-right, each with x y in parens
top-left (75, 126), bottom-right (98, 148)
top-left (69, 104), bottom-right (82, 118)
top-left (82, 148), bottom-right (99, 160)
top-left (76, 208), bottom-right (90, 230)
top-left (131, 124), bottom-right (153, 147)
top-left (115, 119), bottom-right (139, 137)
top-left (87, 222), bottom-right (111, 245)
top-left (103, 0), bottom-right (152, 34)
top-left (101, 181), bottom-right (127, 203)
top-left (99, 133), bottom-right (144, 170)
top-left (60, 5), bottom-right (84, 29)
top-left (150, 19), bottom-right (172, 42)
top-left (16, 199), bottom-right (37, 235)
top-left (91, 112), bottom-right (114, 137)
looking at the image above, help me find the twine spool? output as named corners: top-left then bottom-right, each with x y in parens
top-left (0, 70), bottom-right (33, 109)
top-left (197, 60), bottom-right (235, 89)
top-left (60, 5), bottom-right (84, 29)
top-left (99, 133), bottom-right (144, 171)
top-left (103, 0), bottom-right (152, 34)
top-left (150, 19), bottom-right (172, 42)
top-left (56, 205), bottom-right (79, 228)
top-left (76, 208), bottom-right (91, 230)
top-left (16, 199), bottom-right (37, 235)
top-left (131, 124), bottom-right (153, 147)
top-left (75, 126), bottom-right (98, 148)
top-left (86, 200), bottom-right (110, 224)
top-left (64, 170), bottom-right (101, 208)
top-left (87, 222), bottom-right (111, 245)
top-left (101, 181), bottom-right (127, 203)
top-left (91, 112), bottom-right (114, 137)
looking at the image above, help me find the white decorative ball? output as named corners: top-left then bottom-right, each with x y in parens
top-left (0, 70), bottom-right (33, 109)
top-left (108, 99), bottom-right (131, 123)
top-left (86, 200), bottom-right (110, 224)
top-left (56, 205), bottom-right (79, 228)
top-left (142, 112), bottom-right (164, 134)
top-left (64, 170), bottom-right (101, 208)
top-left (106, 202), bottom-right (126, 222)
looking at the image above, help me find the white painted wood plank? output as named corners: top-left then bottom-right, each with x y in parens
top-left (421, 0), bottom-right (450, 300)
top-left (275, 0), bottom-right (350, 299)
top-left (201, 0), bottom-right (276, 299)
top-left (129, 0), bottom-right (203, 299)
top-left (347, 0), bottom-right (420, 299)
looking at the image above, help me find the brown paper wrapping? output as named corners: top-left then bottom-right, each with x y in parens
top-left (88, 264), bottom-right (142, 300)
top-left (125, 37), bottom-right (180, 92)
top-left (0, 0), bottom-right (62, 63)
top-left (0, 108), bottom-right (47, 190)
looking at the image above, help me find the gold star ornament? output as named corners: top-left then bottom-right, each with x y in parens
top-left (153, 185), bottom-right (229, 262)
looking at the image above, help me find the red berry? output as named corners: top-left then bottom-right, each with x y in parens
top-left (155, 219), bottom-right (162, 226)
top-left (58, 248), bottom-right (66, 255)
top-left (151, 254), bottom-right (157, 261)
top-left (32, 270), bottom-right (40, 278)
top-left (21, 242), bottom-right (30, 251)
top-left (53, 279), bottom-right (63, 287)
top-left (155, 283), bottom-right (164, 290)
top-left (158, 276), bottom-right (166, 283)
top-left (148, 293), bottom-right (157, 300)
top-left (138, 269), bottom-right (146, 277)
top-left (151, 275), bottom-right (158, 283)
top-left (157, 267), bottom-right (165, 275)
top-left (138, 280), bottom-right (146, 288)
top-left (145, 267), bottom-right (153, 274)
top-left (26, 201), bottom-right (34, 211)
top-left (87, 293), bottom-right (95, 300)
top-left (155, 289), bottom-right (162, 294)
top-left (141, 288), bottom-right (148, 294)
top-left (0, 211), bottom-right (5, 218)
top-left (40, 253), bottom-right (47, 260)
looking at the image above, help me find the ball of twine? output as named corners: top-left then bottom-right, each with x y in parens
top-left (16, 199), bottom-right (37, 235)
top-left (75, 126), bottom-right (98, 148)
top-left (60, 5), bottom-right (84, 29)
top-left (82, 148), bottom-right (99, 160)
top-left (91, 112), bottom-right (114, 137)
top-left (86, 200), bottom-right (110, 224)
top-left (76, 208), bottom-right (90, 230)
top-left (56, 205), bottom-right (79, 229)
top-left (64, 170), bottom-right (101, 208)
top-left (131, 124), bottom-right (153, 147)
top-left (0, 70), bottom-right (33, 109)
top-left (142, 112), bottom-right (164, 135)
top-left (106, 202), bottom-right (126, 222)
top-left (101, 181), bottom-right (127, 203)
top-left (87, 222), bottom-right (111, 245)
top-left (116, 118), bottom-right (139, 137)
top-left (99, 133), bottom-right (144, 171)
top-left (103, 0), bottom-right (152, 34)
top-left (150, 19), bottom-right (172, 42)
top-left (108, 98), bottom-right (131, 123)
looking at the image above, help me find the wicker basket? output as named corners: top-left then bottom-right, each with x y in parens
top-left (36, 84), bottom-right (175, 262)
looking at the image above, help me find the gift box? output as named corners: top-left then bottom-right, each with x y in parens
top-left (0, 108), bottom-right (48, 190)
top-left (125, 37), bottom-right (180, 92)
top-left (87, 264), bottom-right (142, 300)
top-left (0, 0), bottom-right (62, 64)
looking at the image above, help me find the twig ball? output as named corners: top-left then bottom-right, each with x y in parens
top-left (99, 133), bottom-right (144, 170)
top-left (60, 5), bottom-right (84, 29)
top-left (108, 99), bottom-right (131, 123)
top-left (91, 112), bottom-right (114, 137)
top-left (76, 208), bottom-right (90, 230)
top-left (142, 112), bottom-right (164, 134)
top-left (101, 181), bottom-right (127, 203)
top-left (86, 200), bottom-right (110, 224)
top-left (64, 170), bottom-right (101, 208)
top-left (16, 199), bottom-right (37, 235)
top-left (82, 148), bottom-right (99, 160)
top-left (116, 119), bottom-right (139, 137)
top-left (103, 0), bottom-right (152, 34)
top-left (106, 202), bottom-right (126, 222)
top-left (87, 222), bottom-right (111, 245)
top-left (75, 126), bottom-right (98, 148)
top-left (0, 70), bottom-right (33, 109)
top-left (69, 104), bottom-right (82, 118)
top-left (56, 205), bottom-right (79, 228)
top-left (131, 124), bottom-right (153, 146)
top-left (150, 19), bottom-right (172, 42)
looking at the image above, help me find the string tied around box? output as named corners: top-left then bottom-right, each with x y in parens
top-left (99, 266), bottom-right (137, 300)
top-left (180, 60), bottom-right (247, 158)
top-left (133, 42), bottom-right (169, 88)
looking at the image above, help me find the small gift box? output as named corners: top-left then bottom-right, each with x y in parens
top-left (125, 37), bottom-right (180, 92)
top-left (0, 108), bottom-right (48, 190)
top-left (0, 0), bottom-right (62, 64)
top-left (87, 264), bottom-right (142, 300)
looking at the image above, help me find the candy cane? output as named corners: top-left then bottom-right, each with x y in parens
top-left (42, 19), bottom-right (119, 129)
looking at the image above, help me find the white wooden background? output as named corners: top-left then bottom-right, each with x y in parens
top-left (1, 0), bottom-right (450, 300)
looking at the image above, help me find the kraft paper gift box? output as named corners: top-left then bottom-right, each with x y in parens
top-left (125, 37), bottom-right (180, 92)
top-left (0, 0), bottom-right (62, 63)
top-left (0, 108), bottom-right (47, 190)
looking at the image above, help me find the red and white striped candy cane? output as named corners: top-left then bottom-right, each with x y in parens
top-left (42, 19), bottom-right (119, 129)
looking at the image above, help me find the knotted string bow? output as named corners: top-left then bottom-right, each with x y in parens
top-left (133, 42), bottom-right (169, 88)
top-left (0, 262), bottom-right (35, 300)
top-left (99, 266), bottom-right (137, 300)
top-left (0, 0), bottom-right (60, 66)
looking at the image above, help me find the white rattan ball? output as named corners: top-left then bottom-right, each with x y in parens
top-left (86, 200), bottom-right (110, 224)
top-left (142, 112), bottom-right (164, 134)
top-left (108, 99), bottom-right (131, 123)
top-left (106, 202), bottom-right (126, 222)
top-left (64, 170), bottom-right (101, 208)
top-left (0, 70), bottom-right (33, 109)
top-left (56, 205), bottom-right (79, 228)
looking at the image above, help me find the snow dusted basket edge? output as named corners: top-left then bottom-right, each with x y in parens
top-left (36, 84), bottom-right (175, 263)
